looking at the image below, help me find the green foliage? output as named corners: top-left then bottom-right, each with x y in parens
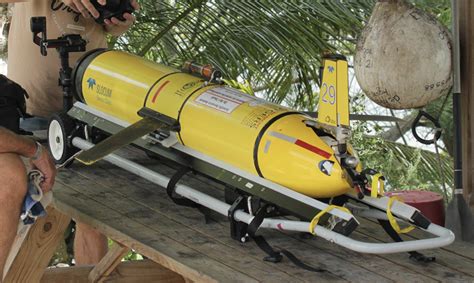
top-left (114, 0), bottom-right (451, 110)
top-left (349, 0), bottom-right (454, 198)
top-left (123, 251), bottom-right (144, 261)
top-left (117, 0), bottom-right (375, 109)
top-left (223, 79), bottom-right (255, 96)
top-left (107, 239), bottom-right (144, 261)
top-left (352, 120), bottom-right (453, 199)
top-left (411, 0), bottom-right (452, 26)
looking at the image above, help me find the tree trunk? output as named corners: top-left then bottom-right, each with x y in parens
top-left (380, 111), bottom-right (418, 141)
top-left (0, 4), bottom-right (12, 60)
top-left (459, 0), bottom-right (474, 210)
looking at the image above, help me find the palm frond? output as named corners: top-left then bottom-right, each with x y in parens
top-left (358, 137), bottom-right (453, 200)
top-left (117, 0), bottom-right (375, 108)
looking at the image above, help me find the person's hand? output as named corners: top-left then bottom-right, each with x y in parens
top-left (30, 145), bottom-right (57, 193)
top-left (62, 0), bottom-right (106, 19)
top-left (104, 0), bottom-right (139, 36)
top-left (104, 0), bottom-right (139, 28)
top-left (62, 0), bottom-right (139, 23)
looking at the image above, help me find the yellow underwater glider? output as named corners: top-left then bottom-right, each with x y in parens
top-left (31, 15), bottom-right (454, 264)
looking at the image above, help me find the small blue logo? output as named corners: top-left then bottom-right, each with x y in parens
top-left (87, 78), bottom-right (96, 90)
top-left (328, 66), bottom-right (335, 73)
top-left (319, 160), bottom-right (334, 176)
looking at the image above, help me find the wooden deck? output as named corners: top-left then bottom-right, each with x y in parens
top-left (46, 146), bottom-right (474, 282)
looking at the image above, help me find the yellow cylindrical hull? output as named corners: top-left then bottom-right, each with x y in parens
top-left (73, 49), bottom-right (351, 198)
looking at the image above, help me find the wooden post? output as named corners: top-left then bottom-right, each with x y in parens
top-left (3, 207), bottom-right (71, 283)
top-left (88, 242), bottom-right (130, 282)
top-left (459, 0), bottom-right (474, 211)
top-left (3, 192), bottom-right (53, 276)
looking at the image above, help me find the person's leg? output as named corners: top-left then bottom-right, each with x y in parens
top-left (74, 223), bottom-right (108, 265)
top-left (0, 153), bottom-right (27, 278)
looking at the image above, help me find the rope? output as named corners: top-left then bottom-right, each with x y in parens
top-left (433, 94), bottom-right (450, 205)
top-left (434, 142), bottom-right (449, 206)
top-left (370, 173), bottom-right (385, 198)
top-left (386, 196), bottom-right (415, 234)
top-left (308, 205), bottom-right (352, 235)
top-left (411, 95), bottom-right (450, 204)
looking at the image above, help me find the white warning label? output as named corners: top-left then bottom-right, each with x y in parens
top-left (195, 87), bottom-right (254, 114)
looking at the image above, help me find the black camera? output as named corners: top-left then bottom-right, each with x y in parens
top-left (91, 0), bottom-right (135, 25)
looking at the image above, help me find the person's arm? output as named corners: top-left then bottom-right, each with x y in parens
top-left (0, 127), bottom-right (57, 192)
top-left (0, 127), bottom-right (37, 158)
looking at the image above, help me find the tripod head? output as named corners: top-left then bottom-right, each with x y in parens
top-left (31, 17), bottom-right (88, 111)
top-left (31, 17), bottom-right (87, 56)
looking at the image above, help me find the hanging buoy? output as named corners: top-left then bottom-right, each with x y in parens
top-left (354, 0), bottom-right (453, 109)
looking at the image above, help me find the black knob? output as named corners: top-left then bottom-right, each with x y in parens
top-left (30, 17), bottom-right (46, 34)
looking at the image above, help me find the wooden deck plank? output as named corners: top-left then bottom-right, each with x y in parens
top-left (358, 218), bottom-right (474, 276)
top-left (68, 156), bottom-right (413, 283)
top-left (53, 182), bottom-right (258, 283)
top-left (90, 153), bottom-right (437, 278)
top-left (70, 160), bottom-right (350, 281)
top-left (61, 164), bottom-right (346, 282)
top-left (277, 231), bottom-right (436, 283)
top-left (352, 221), bottom-right (474, 282)
top-left (88, 242), bottom-right (130, 282)
top-left (118, 148), bottom-right (474, 282)
top-left (363, 217), bottom-right (474, 261)
top-left (57, 168), bottom-right (308, 283)
top-left (114, 148), bottom-right (474, 276)
top-left (436, 240), bottom-right (474, 261)
top-left (53, 146), bottom-right (474, 283)
top-left (87, 164), bottom-right (392, 283)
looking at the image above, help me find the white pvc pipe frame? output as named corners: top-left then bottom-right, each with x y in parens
top-left (72, 138), bottom-right (455, 254)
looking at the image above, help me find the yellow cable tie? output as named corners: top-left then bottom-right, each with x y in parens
top-left (309, 205), bottom-right (352, 235)
top-left (371, 173), bottom-right (385, 198)
top-left (386, 196), bottom-right (415, 234)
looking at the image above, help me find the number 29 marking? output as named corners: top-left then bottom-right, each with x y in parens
top-left (321, 83), bottom-right (336, 105)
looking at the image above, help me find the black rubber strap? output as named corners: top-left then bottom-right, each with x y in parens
top-left (411, 110), bottom-right (442, 145)
top-left (248, 206), bottom-right (283, 263)
top-left (378, 220), bottom-right (435, 263)
top-left (248, 205), bottom-right (328, 272)
top-left (166, 167), bottom-right (199, 208)
top-left (167, 167), bottom-right (213, 223)
top-left (252, 236), bottom-right (283, 263)
top-left (280, 250), bottom-right (328, 273)
top-left (247, 205), bottom-right (268, 235)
